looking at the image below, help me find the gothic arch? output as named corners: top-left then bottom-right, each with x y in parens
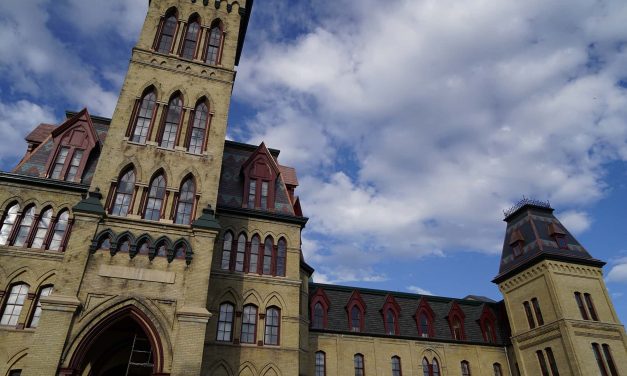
top-left (419, 347), bottom-right (444, 364)
top-left (64, 298), bottom-right (172, 373)
top-left (177, 168), bottom-right (202, 193)
top-left (5, 348), bottom-right (28, 374)
top-left (139, 81), bottom-right (163, 101)
top-left (35, 269), bottom-right (56, 286)
top-left (209, 360), bottom-right (234, 376)
top-left (259, 363), bottom-right (281, 376)
top-left (166, 87), bottom-right (188, 106)
top-left (5, 267), bottom-right (35, 288)
top-left (115, 160), bottom-right (142, 183)
top-left (21, 198), bottom-right (41, 210)
top-left (237, 361), bottom-right (257, 376)
top-left (0, 198), bottom-right (21, 213)
top-left (263, 292), bottom-right (286, 311)
top-left (213, 287), bottom-right (241, 309)
top-left (242, 289), bottom-right (262, 307)
top-left (193, 92), bottom-right (216, 112)
top-left (145, 166), bottom-right (172, 188)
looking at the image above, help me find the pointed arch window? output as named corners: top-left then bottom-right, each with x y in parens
top-left (351, 306), bottom-right (362, 332)
top-left (131, 89), bottom-right (157, 144)
top-left (313, 302), bottom-right (325, 329)
top-left (235, 233), bottom-right (246, 272)
top-left (263, 236), bottom-right (273, 275)
top-left (156, 11), bottom-right (178, 54)
top-left (391, 356), bottom-right (402, 376)
top-left (382, 295), bottom-right (400, 336)
top-left (0, 203), bottom-right (20, 245)
top-left (276, 237), bottom-right (287, 277)
top-left (354, 354), bottom-right (365, 376)
top-left (29, 285), bottom-right (53, 328)
top-left (315, 351), bottom-right (326, 376)
top-left (248, 234), bottom-right (260, 273)
top-left (221, 231), bottom-right (233, 270)
top-left (143, 173), bottom-right (166, 221)
top-left (479, 306), bottom-right (497, 343)
top-left (49, 210), bottom-right (70, 251)
top-left (111, 168), bottom-right (136, 216)
top-left (13, 205), bottom-right (36, 247)
top-left (159, 95), bottom-right (183, 149)
top-left (310, 288), bottom-right (330, 330)
top-left (422, 358), bottom-right (440, 376)
top-left (181, 15), bottom-right (200, 59)
top-left (174, 177), bottom-right (195, 225)
top-left (205, 21), bottom-right (223, 65)
top-left (347, 291), bottom-right (366, 333)
top-left (447, 302), bottom-right (466, 341)
top-left (31, 208), bottom-right (53, 249)
top-left (216, 302), bottom-right (234, 341)
top-left (240, 304), bottom-right (257, 344)
top-left (264, 306), bottom-right (280, 345)
top-left (1, 283), bottom-right (29, 326)
top-left (187, 100), bottom-right (210, 154)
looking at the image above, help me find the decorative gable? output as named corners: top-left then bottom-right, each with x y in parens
top-left (478, 304), bottom-right (497, 343)
top-left (241, 142), bottom-right (281, 210)
top-left (414, 296), bottom-right (435, 338)
top-left (446, 301), bottom-right (466, 341)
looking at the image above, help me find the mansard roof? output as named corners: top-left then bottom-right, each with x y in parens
top-left (493, 202), bottom-right (605, 284)
top-left (309, 283), bottom-right (509, 345)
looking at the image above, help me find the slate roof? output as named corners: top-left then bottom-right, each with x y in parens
top-left (25, 123), bottom-right (56, 144)
top-left (493, 204), bottom-right (605, 283)
top-left (279, 165), bottom-right (298, 186)
top-left (310, 283), bottom-right (509, 346)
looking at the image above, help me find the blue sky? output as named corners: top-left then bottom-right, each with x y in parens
top-left (1, 0), bottom-right (627, 323)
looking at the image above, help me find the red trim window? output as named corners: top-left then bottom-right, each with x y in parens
top-left (0, 283), bottom-right (29, 326)
top-left (461, 360), bottom-right (471, 376)
top-left (479, 306), bottom-right (497, 343)
top-left (48, 210), bottom-right (70, 251)
top-left (156, 9), bottom-right (178, 54)
top-left (29, 284), bottom-right (53, 328)
top-left (234, 232), bottom-right (246, 272)
top-left (174, 176), bottom-right (195, 225)
top-left (276, 237), bottom-right (287, 276)
top-left (447, 302), bottom-right (466, 341)
top-left (31, 207), bottom-right (53, 249)
top-left (240, 304), bottom-right (257, 344)
top-left (0, 203), bottom-right (20, 245)
top-left (205, 20), bottom-right (224, 65)
top-left (143, 172), bottom-right (166, 221)
top-left (422, 357), bottom-right (440, 376)
top-left (111, 168), bottom-right (136, 216)
top-left (248, 234), bottom-right (260, 273)
top-left (187, 99), bottom-right (210, 154)
top-left (262, 236), bottom-right (274, 275)
top-left (382, 294), bottom-right (400, 336)
top-left (310, 288), bottom-right (330, 329)
top-left (181, 14), bottom-right (201, 59)
top-left (130, 89), bottom-right (157, 144)
top-left (216, 302), bottom-right (234, 342)
top-left (392, 356), bottom-right (402, 376)
top-left (159, 94), bottom-right (183, 149)
top-left (415, 297), bottom-right (435, 338)
top-left (315, 351), bottom-right (326, 376)
top-left (346, 290), bottom-right (366, 332)
top-left (221, 231), bottom-right (233, 270)
top-left (354, 354), bottom-right (365, 376)
top-left (264, 306), bottom-right (280, 345)
top-left (12, 205), bottom-right (36, 247)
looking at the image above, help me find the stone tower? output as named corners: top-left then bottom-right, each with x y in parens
top-left (493, 200), bottom-right (627, 375)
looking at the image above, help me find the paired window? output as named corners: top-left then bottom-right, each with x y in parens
top-left (315, 351), bottom-right (326, 376)
top-left (391, 356), bottom-right (402, 376)
top-left (523, 297), bottom-right (544, 329)
top-left (422, 357), bottom-right (440, 376)
top-left (216, 303), bottom-right (281, 346)
top-left (220, 232), bottom-right (288, 276)
top-left (461, 360), bottom-right (471, 376)
top-left (153, 8), bottom-right (224, 66)
top-left (592, 343), bottom-right (618, 376)
top-left (50, 147), bottom-right (85, 182)
top-left (354, 354), bottom-right (365, 376)
top-left (574, 292), bottom-right (598, 321)
top-left (536, 348), bottom-right (559, 376)
top-left (0, 203), bottom-right (71, 251)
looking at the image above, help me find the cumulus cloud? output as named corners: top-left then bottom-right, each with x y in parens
top-left (407, 286), bottom-right (433, 295)
top-left (0, 100), bottom-right (55, 165)
top-left (234, 0), bottom-right (627, 277)
top-left (607, 257), bottom-right (627, 283)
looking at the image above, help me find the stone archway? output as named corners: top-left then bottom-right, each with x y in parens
top-left (66, 306), bottom-right (166, 376)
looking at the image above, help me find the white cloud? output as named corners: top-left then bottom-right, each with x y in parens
top-left (234, 0), bottom-right (627, 278)
top-left (0, 100), bottom-right (56, 165)
top-left (607, 258), bottom-right (627, 283)
top-left (407, 286), bottom-right (433, 295)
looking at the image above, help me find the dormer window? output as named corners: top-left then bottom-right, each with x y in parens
top-left (382, 294), bottom-right (401, 336)
top-left (242, 144), bottom-right (280, 211)
top-left (447, 302), bottom-right (466, 341)
top-left (548, 223), bottom-right (568, 249)
top-left (346, 290), bottom-right (366, 333)
top-left (509, 230), bottom-right (525, 258)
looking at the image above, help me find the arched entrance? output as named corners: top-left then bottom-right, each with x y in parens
top-left (68, 306), bottom-right (165, 376)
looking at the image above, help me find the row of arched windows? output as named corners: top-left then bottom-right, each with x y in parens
top-left (126, 87), bottom-right (212, 155)
top-left (215, 302), bottom-right (281, 345)
top-left (0, 282), bottom-right (53, 329)
top-left (311, 290), bottom-right (497, 343)
top-left (153, 8), bottom-right (224, 65)
top-left (92, 230), bottom-right (192, 264)
top-left (108, 166), bottom-right (197, 225)
top-left (313, 353), bottom-right (502, 376)
top-left (221, 231), bottom-right (287, 277)
top-left (0, 203), bottom-right (71, 252)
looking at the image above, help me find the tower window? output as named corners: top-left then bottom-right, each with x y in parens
top-left (536, 350), bottom-right (550, 376)
top-left (29, 285), bottom-right (53, 328)
top-left (181, 16), bottom-right (200, 59)
top-left (235, 233), bottom-right (246, 272)
top-left (0, 203), bottom-right (20, 246)
top-left (205, 21), bottom-right (223, 65)
top-left (584, 293), bottom-right (599, 321)
top-left (0, 283), bottom-right (29, 326)
top-left (276, 237), bottom-right (287, 277)
top-left (221, 231), bottom-right (233, 270)
top-left (545, 347), bottom-right (559, 376)
top-left (174, 177), bottom-right (195, 225)
top-left (523, 300), bottom-right (535, 329)
top-left (264, 307), bottom-right (280, 345)
top-left (531, 297), bottom-right (544, 325)
top-left (574, 292), bottom-right (589, 320)
top-left (111, 168), bottom-right (136, 217)
top-left (157, 13), bottom-right (178, 54)
top-left (130, 90), bottom-right (157, 144)
top-left (143, 173), bottom-right (166, 221)
top-left (354, 354), bottom-right (365, 376)
top-left (31, 208), bottom-right (53, 249)
top-left (216, 302), bottom-right (234, 341)
top-left (48, 210), bottom-right (70, 251)
top-left (159, 95), bottom-right (183, 149)
top-left (263, 236), bottom-right (273, 275)
top-left (12, 205), bottom-right (36, 247)
top-left (391, 356), bottom-right (402, 376)
top-left (602, 344), bottom-right (619, 376)
top-left (240, 305), bottom-right (257, 344)
top-left (554, 235), bottom-right (568, 249)
top-left (187, 101), bottom-right (210, 154)
top-left (248, 235), bottom-right (260, 273)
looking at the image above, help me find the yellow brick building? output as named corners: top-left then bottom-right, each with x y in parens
top-left (0, 1), bottom-right (625, 375)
